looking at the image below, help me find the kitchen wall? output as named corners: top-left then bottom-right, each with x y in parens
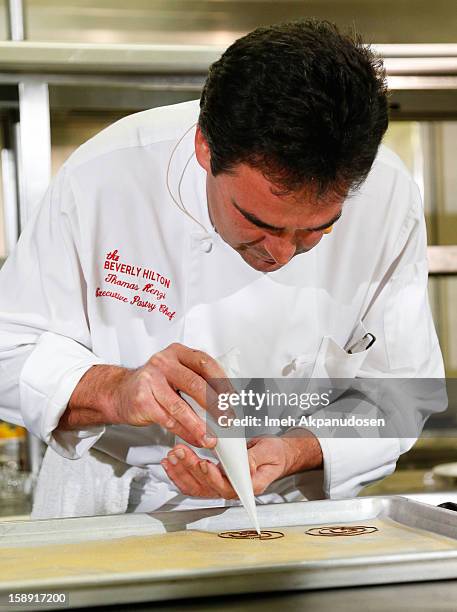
top-left (18, 0), bottom-right (457, 44)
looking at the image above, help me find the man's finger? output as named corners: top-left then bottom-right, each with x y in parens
top-left (160, 361), bottom-right (223, 430)
top-left (203, 460), bottom-right (238, 499)
top-left (162, 445), bottom-right (218, 498)
top-left (160, 421), bottom-right (207, 449)
top-left (131, 388), bottom-right (203, 446)
top-left (247, 437), bottom-right (261, 449)
top-left (130, 392), bottom-right (178, 429)
top-left (252, 467), bottom-right (277, 496)
top-left (161, 458), bottom-right (196, 496)
top-left (161, 456), bottom-right (211, 497)
top-left (150, 369), bottom-right (215, 448)
top-left (170, 445), bottom-right (221, 496)
top-left (172, 345), bottom-right (237, 420)
top-left (173, 344), bottom-right (227, 380)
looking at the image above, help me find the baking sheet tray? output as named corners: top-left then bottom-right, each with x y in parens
top-left (1, 496), bottom-right (457, 610)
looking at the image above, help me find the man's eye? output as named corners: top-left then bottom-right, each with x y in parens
top-left (251, 220), bottom-right (278, 233)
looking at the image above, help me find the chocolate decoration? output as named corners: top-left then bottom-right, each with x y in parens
top-left (218, 530), bottom-right (284, 540)
top-left (305, 526), bottom-right (378, 537)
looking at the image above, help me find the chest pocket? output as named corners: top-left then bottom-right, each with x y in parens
top-left (312, 328), bottom-right (373, 380)
top-left (291, 320), bottom-right (375, 404)
top-left (286, 320), bottom-right (373, 377)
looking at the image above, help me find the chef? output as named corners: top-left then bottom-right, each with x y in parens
top-left (0, 20), bottom-right (444, 518)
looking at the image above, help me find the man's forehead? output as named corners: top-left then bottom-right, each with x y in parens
top-left (229, 163), bottom-right (344, 206)
top-left (226, 165), bottom-right (344, 230)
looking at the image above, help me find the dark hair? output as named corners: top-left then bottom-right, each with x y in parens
top-left (198, 20), bottom-right (389, 198)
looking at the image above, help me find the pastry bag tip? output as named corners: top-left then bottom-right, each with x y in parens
top-left (246, 502), bottom-right (261, 535)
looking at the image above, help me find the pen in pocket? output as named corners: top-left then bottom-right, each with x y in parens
top-left (347, 333), bottom-right (376, 354)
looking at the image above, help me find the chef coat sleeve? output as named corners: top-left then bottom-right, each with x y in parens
top-left (307, 172), bottom-right (445, 499)
top-left (0, 166), bottom-right (106, 459)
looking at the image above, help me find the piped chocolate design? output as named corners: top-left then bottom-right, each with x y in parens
top-left (218, 530), bottom-right (284, 540)
top-left (305, 526), bottom-right (378, 537)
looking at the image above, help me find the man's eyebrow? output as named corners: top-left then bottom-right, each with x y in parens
top-left (311, 211), bottom-right (343, 231)
top-left (231, 199), bottom-right (342, 231)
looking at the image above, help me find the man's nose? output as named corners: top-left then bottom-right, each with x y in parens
top-left (263, 233), bottom-right (297, 265)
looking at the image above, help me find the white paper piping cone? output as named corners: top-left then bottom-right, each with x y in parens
top-left (213, 435), bottom-right (261, 535)
top-left (181, 348), bottom-right (260, 534)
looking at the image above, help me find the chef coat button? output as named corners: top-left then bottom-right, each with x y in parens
top-left (201, 239), bottom-right (213, 253)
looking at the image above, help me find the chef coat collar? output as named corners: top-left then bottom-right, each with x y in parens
top-left (166, 121), bottom-right (215, 241)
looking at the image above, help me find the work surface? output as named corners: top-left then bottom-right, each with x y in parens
top-left (2, 518), bottom-right (455, 582)
top-left (1, 497), bottom-right (457, 610)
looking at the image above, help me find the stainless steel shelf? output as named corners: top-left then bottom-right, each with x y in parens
top-left (2, 42), bottom-right (457, 77)
top-left (0, 41), bottom-right (222, 75)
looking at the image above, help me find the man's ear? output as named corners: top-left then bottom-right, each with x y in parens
top-left (195, 125), bottom-right (212, 172)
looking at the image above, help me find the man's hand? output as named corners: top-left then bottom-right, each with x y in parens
top-left (161, 431), bottom-right (323, 498)
top-left (59, 343), bottom-right (232, 449)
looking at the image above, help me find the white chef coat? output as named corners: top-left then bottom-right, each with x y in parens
top-left (0, 99), bottom-right (445, 515)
